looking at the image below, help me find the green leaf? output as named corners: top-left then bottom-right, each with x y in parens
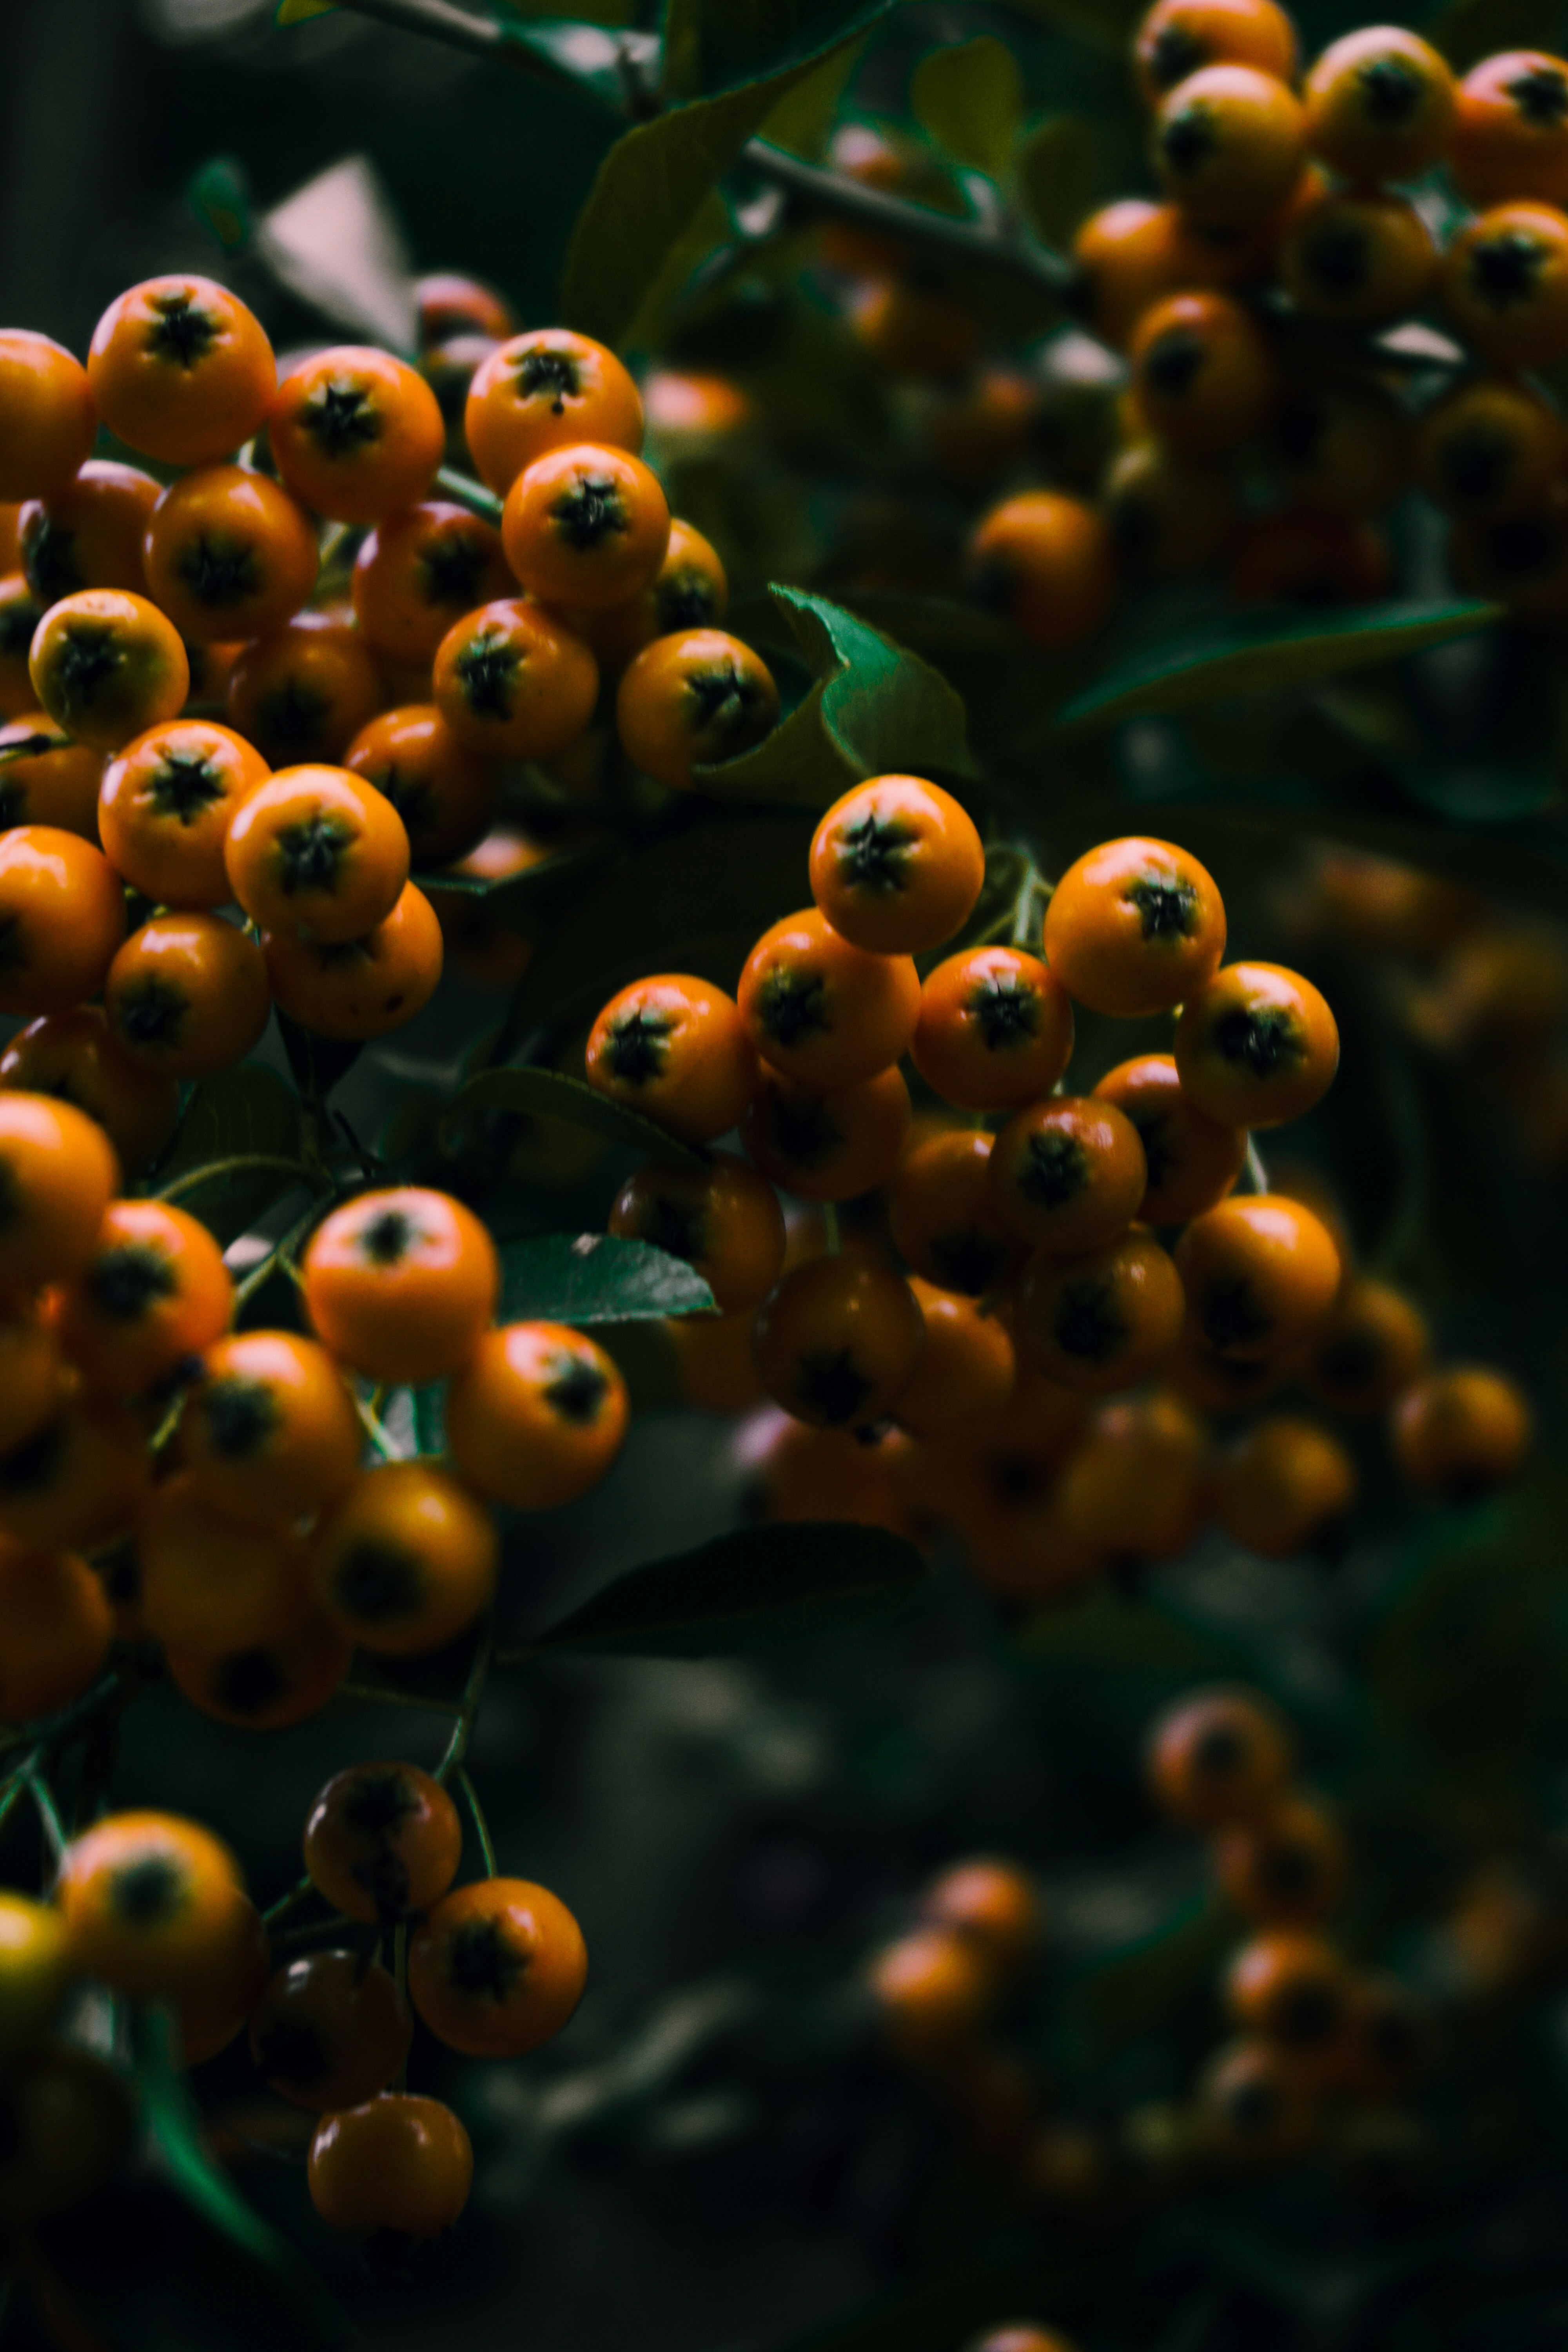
top-left (911, 36), bottom-right (1025, 181)
top-left (275, 0), bottom-right (335, 20)
top-left (500, 812), bottom-right (816, 1034)
top-left (1054, 600), bottom-right (1503, 735)
top-left (560, 9), bottom-right (892, 346)
top-left (755, 38), bottom-right (869, 158)
top-left (151, 1066), bottom-right (305, 1247)
top-left (700, 585), bottom-right (979, 806)
top-left (134, 2005), bottom-right (345, 2344)
top-left (992, 0), bottom-right (1143, 49)
top-left (530, 1520), bottom-right (930, 1656)
top-left (664, 0), bottom-right (890, 98)
top-left (437, 1065), bottom-right (709, 1170)
top-left (187, 156), bottom-right (252, 251)
top-left (499, 1232), bottom-right (717, 1322)
top-left (1014, 113), bottom-right (1099, 246)
top-left (1426, 0), bottom-right (1565, 72)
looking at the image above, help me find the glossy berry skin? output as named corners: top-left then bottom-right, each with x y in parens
top-left (1450, 52), bottom-right (1568, 207)
top-left (0, 1894), bottom-right (71, 2062)
top-left (99, 719), bottom-right (269, 907)
top-left (809, 775), bottom-right (984, 956)
top-left (869, 1926), bottom-right (996, 2063)
top-left (180, 1329), bottom-right (362, 1531)
top-left (433, 596), bottom-right (599, 762)
top-left (1226, 1930), bottom-right (1350, 2065)
top-left (56, 1810), bottom-right (243, 1998)
top-left (741, 1064), bottom-right (911, 1202)
top-left (586, 974), bottom-right (757, 1144)
top-left (1413, 378), bottom-right (1564, 520)
top-left (137, 1477), bottom-right (308, 1654)
top-left (1214, 1415), bottom-right (1356, 1555)
top-left (920, 1858), bottom-right (1042, 1983)
top-left (1013, 1232), bottom-right (1185, 1395)
top-left (1196, 2036), bottom-right (1316, 2161)
top-left (1442, 202), bottom-right (1568, 370)
top-left (889, 1130), bottom-right (1024, 1298)
top-left (0, 716), bottom-right (102, 841)
top-left (465, 328), bottom-right (644, 495)
top-left (250, 1950), bottom-right (412, 2112)
top-left (1302, 27), bottom-right (1455, 184)
top-left (0, 1393), bottom-right (148, 1555)
top-left (263, 883), bottom-right (443, 1042)
top-left (19, 459), bottom-right (160, 605)
top-left (0, 1544), bottom-right (113, 1722)
top-left (615, 627), bottom-right (780, 789)
top-left (0, 1092), bottom-right (119, 1293)
top-left (1054, 1390), bottom-right (1210, 1563)
top-left (416, 271), bottom-right (516, 347)
top-left (1278, 191), bottom-right (1437, 326)
top-left (609, 1151), bottom-right (786, 1315)
top-left (965, 492), bottom-right (1115, 650)
top-left (1215, 1797), bottom-right (1348, 1929)
top-left (1175, 1195), bottom-right (1341, 1363)
top-left (1070, 198), bottom-right (1243, 349)
top-left (893, 1279), bottom-right (1016, 1441)
top-left (409, 1877), bottom-right (588, 2058)
top-left (1391, 1367), bottom-right (1534, 1500)
top-left (309, 1461), bottom-right (499, 1658)
top-left (163, 1612), bottom-right (353, 1732)
top-left (142, 465), bottom-right (319, 646)
top-left (303, 1187), bottom-right (498, 1387)
top-left (226, 615), bottom-right (384, 769)
top-left (1153, 64), bottom-right (1305, 229)
top-left (304, 1761), bottom-right (462, 1925)
top-left (584, 517), bottom-right (729, 673)
top-left (56, 1198), bottom-right (232, 1397)
top-left (913, 946), bottom-right (1074, 1111)
top-left (0, 1309), bottom-right (65, 1455)
top-left (225, 764), bottom-right (410, 946)
top-left (1128, 291), bottom-right (1278, 457)
top-left (1092, 1054), bottom-right (1245, 1224)
top-left (0, 826), bottom-right (127, 1017)
top-left (0, 334), bottom-right (96, 501)
top-left (344, 705), bottom-right (499, 871)
top-left (739, 909), bottom-right (920, 1089)
top-left (269, 347), bottom-right (445, 524)
top-left (351, 500), bottom-right (511, 664)
top-left (1301, 1276), bottom-right (1429, 1414)
top-left (1146, 1686), bottom-right (1292, 1828)
top-left (105, 913), bottom-right (271, 1080)
top-left (503, 441), bottom-right (670, 614)
top-left (1045, 836), bottom-right (1225, 1017)
top-left (1174, 961), bottom-right (1338, 1127)
top-left (87, 278), bottom-right (274, 467)
top-left (29, 588), bottom-right (189, 751)
top-left (1134, 0), bottom-right (1297, 105)
top-left (308, 2094), bottom-right (473, 2239)
top-left (989, 1097), bottom-right (1149, 1258)
top-left (447, 1322), bottom-right (629, 1510)
top-left (753, 1257), bottom-right (924, 1430)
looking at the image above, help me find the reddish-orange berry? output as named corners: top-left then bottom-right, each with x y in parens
top-left (989, 1097), bottom-right (1149, 1257)
top-left (609, 1151), bottom-right (786, 1316)
top-left (1226, 1929), bottom-right (1350, 2065)
top-left (615, 627), bottom-right (780, 789)
top-left (893, 1280), bottom-right (1016, 1440)
top-left (19, 459), bottom-right (159, 605)
top-left (1270, 380), bottom-right (1409, 518)
top-left (1196, 2037), bottom-right (1317, 2160)
top-left (1450, 51), bottom-right (1568, 207)
top-left (1014, 1232), bottom-right (1186, 1393)
top-left (1153, 64), bottom-right (1306, 227)
top-left (0, 334), bottom-right (96, 501)
top-left (1301, 1276), bottom-right (1429, 1414)
top-left (1443, 201), bottom-right (1568, 368)
top-left (303, 1186), bottom-right (497, 1387)
top-left (740, 1063), bottom-right (911, 1200)
top-left (432, 597), bottom-right (599, 762)
top-left (502, 442), bottom-right (670, 612)
top-left (668, 1308), bottom-right (766, 1415)
top-left (142, 465), bottom-right (318, 645)
top-left (56, 1199), bottom-right (231, 1397)
top-left (753, 1256), bottom-right (924, 1429)
top-left (0, 1543), bottom-right (113, 1722)
top-left (137, 1477), bottom-right (308, 1653)
top-left (88, 277), bottom-right (274, 467)
top-left (309, 1461), bottom-right (497, 1658)
top-left (1413, 376), bottom-right (1564, 519)
top-left (1146, 1685), bottom-right (1293, 1826)
top-left (0, 1393), bottom-right (148, 1553)
top-left (179, 1329), bottom-right (362, 1531)
top-left (848, 280), bottom-right (981, 380)
top-left (351, 500), bottom-right (511, 665)
top-left (465, 328), bottom-right (644, 495)
top-left (1215, 1796), bottom-right (1348, 1927)
top-left (0, 1092), bottom-right (120, 1292)
top-left (1303, 27), bottom-right (1455, 185)
top-left (409, 1877), bottom-right (587, 2058)
top-left (446, 1322), bottom-right (628, 1510)
top-left (1174, 961), bottom-right (1338, 1126)
top-left (226, 613), bottom-right (384, 768)
top-left (98, 717), bottom-right (269, 907)
top-left (1129, 290), bottom-right (1278, 456)
top-left (1391, 1366), bottom-right (1533, 1499)
top-left (105, 912), bottom-right (271, 1079)
top-left (869, 1926), bottom-right (996, 2062)
top-left (343, 704), bottom-right (498, 871)
top-left (1070, 199), bottom-right (1236, 349)
top-left (263, 881), bottom-right (443, 1041)
top-left (163, 1612), bottom-right (353, 1731)
top-left (225, 762), bottom-right (409, 945)
top-left (416, 272), bottom-right (515, 347)
top-left (966, 491), bottom-right (1116, 649)
top-left (1175, 1194), bottom-right (1341, 1363)
top-left (29, 588), bottom-right (189, 751)
top-left (920, 1858), bottom-right (1042, 1983)
top-left (1278, 190), bottom-right (1437, 325)
top-left (0, 715), bottom-right (103, 841)
top-left (1054, 1390), bottom-right (1211, 1563)
top-left (1045, 836), bottom-right (1225, 1018)
top-left (251, 1950), bottom-right (413, 2111)
top-left (269, 347), bottom-right (444, 523)
top-left (0, 1309), bottom-right (65, 1456)
top-left (888, 1129), bottom-right (1024, 1297)
top-left (928, 370), bottom-right (1040, 486)
top-left (0, 1009), bottom-right (175, 1178)
top-left (1135, 0), bottom-right (1298, 104)
top-left (1214, 1414), bottom-right (1356, 1554)
top-left (308, 2094), bottom-right (472, 2238)
top-left (57, 1810), bottom-right (243, 1998)
top-left (0, 826), bottom-right (126, 1017)
top-left (809, 775), bottom-right (984, 956)
top-left (738, 908), bottom-right (920, 1089)
top-left (586, 973), bottom-right (757, 1144)
top-left (568, 516), bottom-right (730, 679)
top-left (1104, 440), bottom-right (1237, 575)
top-left (913, 946), bottom-right (1073, 1112)
top-left (1091, 1054), bottom-right (1246, 1224)
top-left (304, 1760), bottom-right (463, 1924)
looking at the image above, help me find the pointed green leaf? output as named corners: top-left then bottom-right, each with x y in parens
top-left (437, 1065), bottom-right (709, 1169)
top-left (500, 1232), bottom-right (717, 1322)
top-left (150, 1066), bottom-right (306, 1247)
top-left (1054, 600), bottom-right (1503, 735)
top-left (530, 1520), bottom-right (930, 1655)
top-left (911, 36), bottom-right (1025, 180)
top-left (1014, 113), bottom-right (1099, 245)
top-left (699, 585), bottom-right (978, 806)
